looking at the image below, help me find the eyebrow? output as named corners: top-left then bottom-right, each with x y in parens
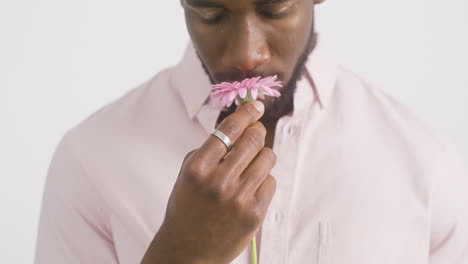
top-left (185, 0), bottom-right (288, 8)
top-left (255, 0), bottom-right (288, 4)
top-left (185, 0), bottom-right (225, 8)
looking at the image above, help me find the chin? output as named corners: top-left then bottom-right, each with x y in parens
top-left (259, 96), bottom-right (278, 107)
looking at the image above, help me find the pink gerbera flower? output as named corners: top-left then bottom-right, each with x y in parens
top-left (209, 75), bottom-right (282, 109)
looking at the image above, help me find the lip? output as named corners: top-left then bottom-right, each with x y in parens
top-left (215, 72), bottom-right (284, 84)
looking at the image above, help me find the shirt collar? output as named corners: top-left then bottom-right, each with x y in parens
top-left (301, 33), bottom-right (339, 111)
top-left (169, 41), bottom-right (213, 120)
top-left (170, 33), bottom-right (339, 123)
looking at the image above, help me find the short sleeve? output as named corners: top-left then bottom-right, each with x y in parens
top-left (429, 141), bottom-right (468, 263)
top-left (34, 132), bottom-right (119, 263)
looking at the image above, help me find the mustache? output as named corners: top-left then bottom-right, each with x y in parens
top-left (213, 70), bottom-right (285, 83)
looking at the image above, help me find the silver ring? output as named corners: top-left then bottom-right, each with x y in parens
top-left (211, 129), bottom-right (232, 151)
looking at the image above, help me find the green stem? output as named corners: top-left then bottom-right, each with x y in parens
top-left (251, 236), bottom-right (257, 264)
top-left (237, 89), bottom-right (254, 105)
top-left (241, 89), bottom-right (257, 264)
top-left (240, 89), bottom-right (258, 264)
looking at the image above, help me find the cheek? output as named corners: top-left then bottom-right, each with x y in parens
top-left (184, 12), bottom-right (225, 67)
top-left (269, 11), bottom-right (312, 57)
top-left (266, 10), bottom-right (313, 62)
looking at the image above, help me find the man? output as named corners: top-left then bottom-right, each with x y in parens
top-left (35, 0), bottom-right (468, 263)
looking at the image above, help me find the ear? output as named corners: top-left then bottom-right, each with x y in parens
top-left (314, 0), bottom-right (326, 4)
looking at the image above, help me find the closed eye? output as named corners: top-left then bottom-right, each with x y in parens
top-left (258, 9), bottom-right (290, 19)
top-left (257, 4), bottom-right (293, 19)
top-left (197, 8), bottom-right (225, 24)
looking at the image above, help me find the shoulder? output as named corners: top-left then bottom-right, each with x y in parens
top-left (63, 66), bottom-right (181, 146)
top-left (331, 65), bottom-right (468, 189)
top-left (334, 65), bottom-right (453, 151)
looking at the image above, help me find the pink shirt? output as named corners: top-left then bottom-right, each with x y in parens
top-left (35, 36), bottom-right (468, 263)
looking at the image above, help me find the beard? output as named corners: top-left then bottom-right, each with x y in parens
top-left (198, 30), bottom-right (317, 125)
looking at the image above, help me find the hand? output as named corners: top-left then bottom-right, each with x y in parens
top-left (142, 101), bottom-right (277, 264)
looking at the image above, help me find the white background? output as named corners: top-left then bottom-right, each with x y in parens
top-left (1, 0), bottom-right (467, 263)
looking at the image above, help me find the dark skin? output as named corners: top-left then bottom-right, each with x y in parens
top-left (185, 0), bottom-right (322, 147)
top-left (141, 1), bottom-right (325, 263)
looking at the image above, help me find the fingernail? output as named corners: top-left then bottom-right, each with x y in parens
top-left (252, 101), bottom-right (264, 113)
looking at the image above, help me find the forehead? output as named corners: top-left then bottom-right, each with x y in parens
top-left (184, 0), bottom-right (290, 8)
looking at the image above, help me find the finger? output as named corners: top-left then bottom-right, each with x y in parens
top-left (218, 122), bottom-right (267, 181)
top-left (182, 149), bottom-right (198, 163)
top-left (238, 148), bottom-right (276, 198)
top-left (254, 174), bottom-right (277, 210)
top-left (196, 100), bottom-right (265, 166)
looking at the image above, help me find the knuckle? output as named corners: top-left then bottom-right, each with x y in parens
top-left (245, 125), bottom-right (265, 150)
top-left (249, 208), bottom-right (263, 223)
top-left (185, 159), bottom-right (206, 182)
top-left (243, 208), bottom-right (263, 228)
top-left (248, 132), bottom-right (265, 149)
top-left (231, 195), bottom-right (262, 228)
top-left (249, 135), bottom-right (263, 150)
top-left (222, 117), bottom-right (241, 137)
top-left (267, 175), bottom-right (277, 192)
top-left (183, 149), bottom-right (197, 163)
top-left (232, 196), bottom-right (247, 214)
top-left (252, 121), bottom-right (267, 135)
top-left (261, 147), bottom-right (277, 165)
top-left (244, 104), bottom-right (259, 121)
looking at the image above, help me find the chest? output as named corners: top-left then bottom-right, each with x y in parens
top-left (98, 109), bottom-right (432, 264)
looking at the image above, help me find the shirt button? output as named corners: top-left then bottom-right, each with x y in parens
top-left (286, 125), bottom-right (295, 136)
top-left (274, 212), bottom-right (283, 223)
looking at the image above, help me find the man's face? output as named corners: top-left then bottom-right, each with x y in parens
top-left (182, 0), bottom-right (321, 117)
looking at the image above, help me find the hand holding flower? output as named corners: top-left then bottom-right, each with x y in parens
top-left (208, 76), bottom-right (282, 264)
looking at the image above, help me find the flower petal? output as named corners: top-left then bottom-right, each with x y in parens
top-left (227, 97), bottom-right (234, 107)
top-left (228, 91), bottom-right (237, 101)
top-left (251, 88), bottom-right (258, 100)
top-left (210, 75), bottom-right (283, 107)
top-left (239, 87), bottom-right (247, 98)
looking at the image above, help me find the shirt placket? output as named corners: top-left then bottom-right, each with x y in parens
top-left (258, 114), bottom-right (302, 264)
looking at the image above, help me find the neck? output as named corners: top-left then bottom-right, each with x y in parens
top-left (263, 119), bottom-right (279, 149)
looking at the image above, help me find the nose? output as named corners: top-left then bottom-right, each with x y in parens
top-left (221, 17), bottom-right (271, 75)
